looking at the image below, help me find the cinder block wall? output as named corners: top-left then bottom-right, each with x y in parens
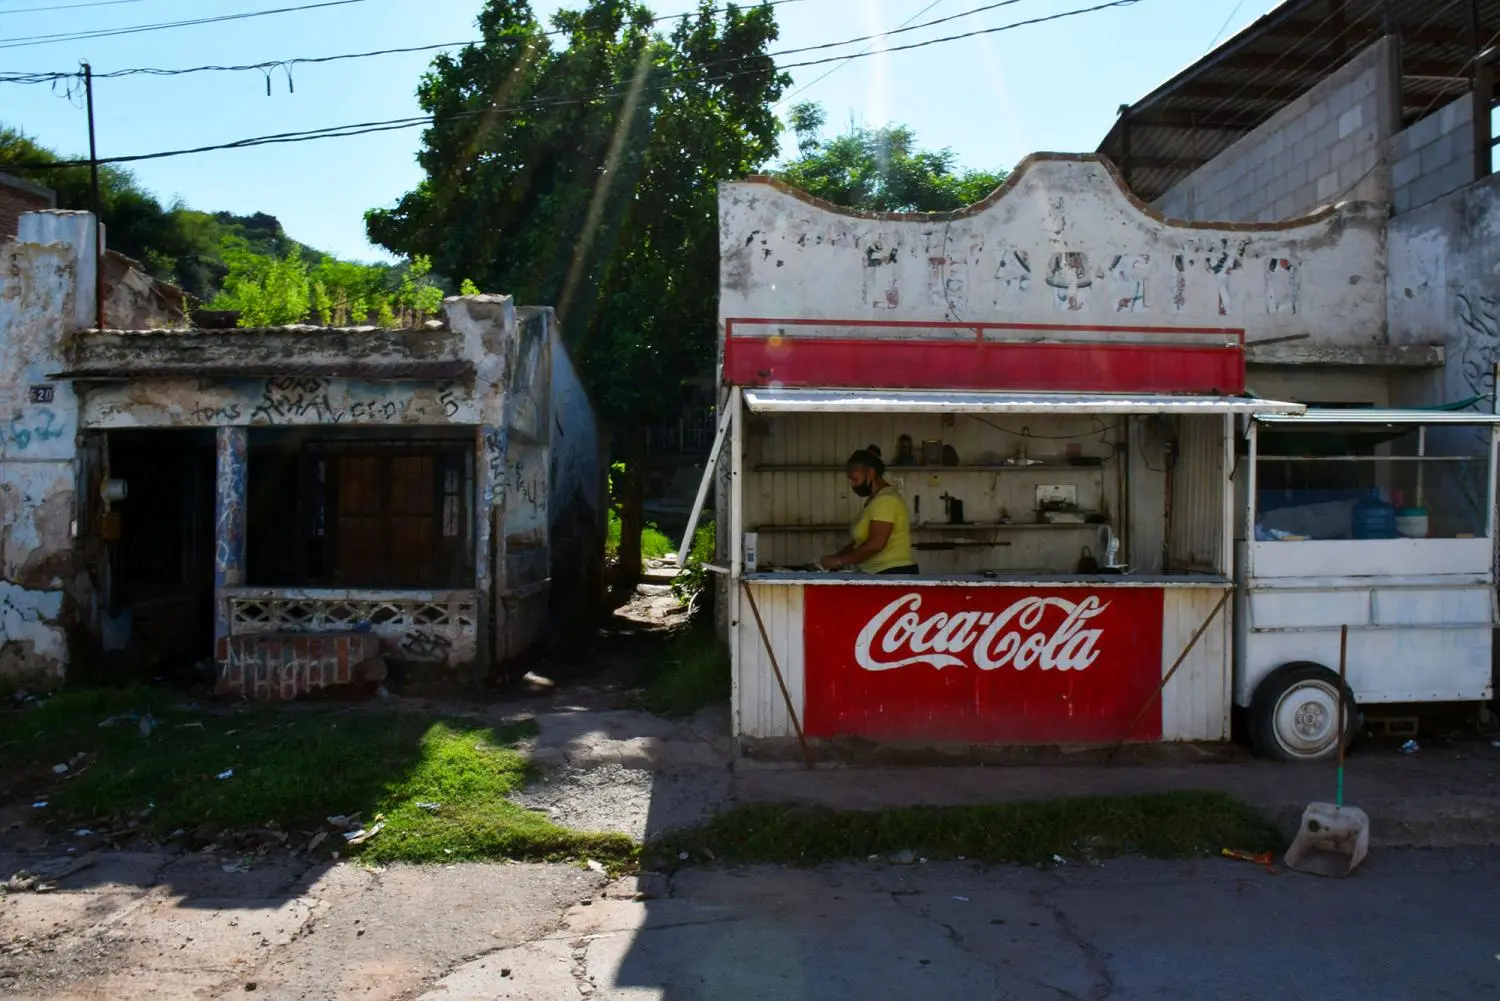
top-left (1155, 38), bottom-right (1397, 223)
top-left (1390, 93), bottom-right (1476, 214)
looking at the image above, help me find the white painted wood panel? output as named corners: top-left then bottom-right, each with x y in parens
top-left (1250, 537), bottom-right (1493, 579)
top-left (1370, 587), bottom-right (1493, 627)
top-left (735, 582), bottom-right (805, 739)
top-left (1160, 586), bottom-right (1233, 741)
top-left (1251, 589), bottom-right (1372, 629)
top-left (1239, 626), bottom-right (1493, 705)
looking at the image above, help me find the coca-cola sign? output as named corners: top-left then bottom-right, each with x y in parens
top-left (804, 585), bottom-right (1165, 744)
top-left (854, 593), bottom-right (1109, 673)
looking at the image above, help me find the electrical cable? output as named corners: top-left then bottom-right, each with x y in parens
top-left (1, 0), bottom-right (1090, 84)
top-left (775, 0), bottom-right (951, 109)
top-left (0, 0), bottom-right (811, 82)
top-left (1328, 22), bottom-right (1500, 206)
top-left (1204, 0), bottom-right (1248, 53)
top-left (0, 0), bottom-right (373, 51)
top-left (4, 0), bottom-right (1143, 169)
top-left (0, 0), bottom-right (148, 15)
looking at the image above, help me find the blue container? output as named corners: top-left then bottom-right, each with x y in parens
top-left (1352, 490), bottom-right (1398, 539)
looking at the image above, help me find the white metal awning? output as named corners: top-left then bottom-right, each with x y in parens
top-left (1255, 408), bottom-right (1500, 426)
top-left (742, 388), bottom-right (1306, 416)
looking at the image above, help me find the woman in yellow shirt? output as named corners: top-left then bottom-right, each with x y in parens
top-left (820, 445), bottom-right (917, 574)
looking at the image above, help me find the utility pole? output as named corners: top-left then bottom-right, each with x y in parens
top-left (83, 61), bottom-right (103, 331)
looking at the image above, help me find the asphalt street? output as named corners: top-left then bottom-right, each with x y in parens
top-left (8, 847), bottom-right (1492, 1000)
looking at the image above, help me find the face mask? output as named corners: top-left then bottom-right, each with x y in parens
top-left (852, 480), bottom-right (874, 498)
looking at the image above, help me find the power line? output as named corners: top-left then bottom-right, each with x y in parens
top-left (1168, 0), bottom-right (1438, 141)
top-left (3, 0), bottom-right (1036, 84)
top-left (0, 0), bottom-right (808, 83)
top-left (0, 0), bottom-right (373, 50)
top-left (1204, 0), bottom-right (1249, 52)
top-left (5, 0), bottom-right (1142, 170)
top-left (776, 0), bottom-right (952, 109)
top-left (1328, 20), bottom-right (1500, 206)
top-left (0, 0), bottom-right (148, 15)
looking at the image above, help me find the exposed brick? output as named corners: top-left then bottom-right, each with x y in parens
top-left (220, 633), bottom-right (380, 701)
top-left (0, 175), bottom-right (56, 238)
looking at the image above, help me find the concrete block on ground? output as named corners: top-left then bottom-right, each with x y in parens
top-left (529, 745), bottom-right (568, 772)
top-left (615, 736), bottom-right (666, 770)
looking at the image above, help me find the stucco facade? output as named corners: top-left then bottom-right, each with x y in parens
top-left (721, 156), bottom-right (1388, 342)
top-left (0, 210), bottom-right (601, 691)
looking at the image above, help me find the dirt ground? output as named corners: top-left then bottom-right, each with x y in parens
top-left (9, 584), bottom-right (1500, 998)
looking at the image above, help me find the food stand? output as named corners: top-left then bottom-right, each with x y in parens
top-left (1238, 408), bottom-right (1500, 760)
top-left (680, 319), bottom-right (1303, 750)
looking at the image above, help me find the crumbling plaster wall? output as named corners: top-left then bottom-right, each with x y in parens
top-left (720, 156), bottom-right (1388, 345)
top-left (0, 212), bottom-right (96, 687)
top-left (1387, 171), bottom-right (1500, 523)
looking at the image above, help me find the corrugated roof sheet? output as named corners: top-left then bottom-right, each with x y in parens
top-left (1257, 407), bottom-right (1500, 425)
top-left (1098, 0), bottom-right (1498, 203)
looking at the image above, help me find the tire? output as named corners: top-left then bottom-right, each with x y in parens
top-left (1249, 661), bottom-right (1359, 762)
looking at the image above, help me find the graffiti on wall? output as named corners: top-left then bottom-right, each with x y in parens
top-left (82, 378), bottom-right (474, 429)
top-left (3, 409), bottom-right (68, 453)
top-left (213, 428), bottom-right (248, 592)
top-left (400, 629), bottom-right (453, 661)
top-left (850, 237), bottom-right (1293, 318)
top-left (1458, 291), bottom-right (1500, 403)
top-left (246, 378), bottom-right (446, 425)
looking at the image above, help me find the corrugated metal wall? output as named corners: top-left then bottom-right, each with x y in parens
top-left (1159, 585), bottom-right (1233, 740)
top-left (1169, 415), bottom-right (1226, 572)
top-left (735, 582), bottom-right (804, 738)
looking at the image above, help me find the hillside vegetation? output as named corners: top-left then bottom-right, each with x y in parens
top-left (2, 126), bottom-right (461, 327)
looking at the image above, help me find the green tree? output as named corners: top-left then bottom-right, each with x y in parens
top-left (367, 0), bottom-right (785, 592)
top-left (210, 240), bottom-right (315, 326)
top-left (776, 102), bottom-right (1008, 212)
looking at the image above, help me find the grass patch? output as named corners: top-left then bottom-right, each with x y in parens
top-left (606, 509), bottom-right (674, 560)
top-left (647, 792), bottom-right (1281, 868)
top-left (1, 688), bottom-right (636, 867)
top-left (639, 626), bottom-right (730, 718)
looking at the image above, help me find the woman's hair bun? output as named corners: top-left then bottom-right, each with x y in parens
top-left (866, 444), bottom-right (882, 457)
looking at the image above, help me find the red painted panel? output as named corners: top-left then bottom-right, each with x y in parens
top-left (725, 337), bottom-right (1244, 395)
top-left (802, 585), bottom-right (1166, 744)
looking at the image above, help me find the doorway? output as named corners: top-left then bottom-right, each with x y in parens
top-left (104, 429), bottom-right (217, 675)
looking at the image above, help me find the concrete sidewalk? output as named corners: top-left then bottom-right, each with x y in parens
top-left (732, 741), bottom-right (1500, 847)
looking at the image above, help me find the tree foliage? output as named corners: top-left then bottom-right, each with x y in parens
top-left (367, 0), bottom-right (787, 587)
top-left (2, 125), bottom-right (458, 327)
top-left (776, 102), bottom-right (1009, 212)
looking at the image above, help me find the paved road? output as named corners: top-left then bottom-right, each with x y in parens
top-left (6, 849), bottom-right (1497, 1000)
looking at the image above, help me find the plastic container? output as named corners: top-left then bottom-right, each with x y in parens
top-left (1395, 507), bottom-right (1429, 539)
top-left (1351, 490), bottom-right (1398, 539)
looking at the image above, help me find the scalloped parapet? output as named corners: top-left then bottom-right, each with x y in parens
top-left (721, 153), bottom-right (1387, 348)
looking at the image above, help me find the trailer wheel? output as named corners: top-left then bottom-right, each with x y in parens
top-left (1249, 661), bottom-right (1358, 762)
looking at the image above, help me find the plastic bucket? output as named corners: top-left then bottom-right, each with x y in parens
top-left (1395, 508), bottom-right (1429, 539)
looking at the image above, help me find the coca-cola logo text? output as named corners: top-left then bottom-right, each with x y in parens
top-left (853, 592), bottom-right (1110, 673)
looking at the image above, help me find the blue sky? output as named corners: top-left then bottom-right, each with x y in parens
top-left (0, 0), bottom-right (1283, 262)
